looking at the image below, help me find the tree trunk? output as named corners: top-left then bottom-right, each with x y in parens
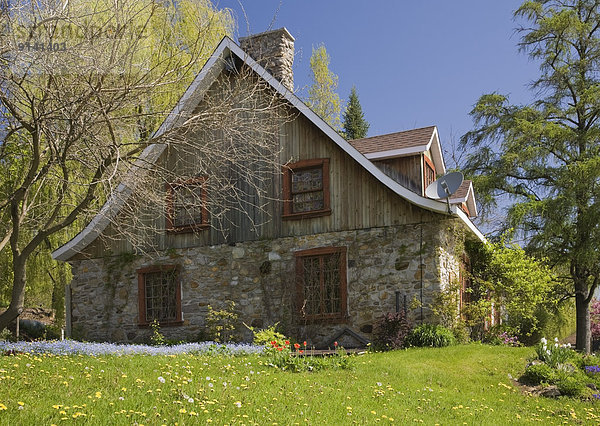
top-left (0, 258), bottom-right (26, 332)
top-left (575, 282), bottom-right (591, 354)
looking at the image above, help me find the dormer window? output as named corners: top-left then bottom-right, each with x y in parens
top-left (166, 177), bottom-right (209, 233)
top-left (423, 155), bottom-right (436, 194)
top-left (283, 159), bottom-right (331, 219)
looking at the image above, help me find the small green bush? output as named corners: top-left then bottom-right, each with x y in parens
top-left (244, 322), bottom-right (286, 346)
top-left (556, 376), bottom-right (585, 397)
top-left (149, 319), bottom-right (167, 346)
top-left (405, 324), bottom-right (456, 348)
top-left (521, 363), bottom-right (556, 385)
top-left (206, 301), bottom-right (238, 343)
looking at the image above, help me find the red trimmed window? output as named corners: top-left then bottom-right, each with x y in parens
top-left (423, 155), bottom-right (436, 193)
top-left (283, 158), bottom-right (331, 219)
top-left (137, 266), bottom-right (182, 326)
top-left (166, 177), bottom-right (208, 232)
top-left (295, 247), bottom-right (347, 321)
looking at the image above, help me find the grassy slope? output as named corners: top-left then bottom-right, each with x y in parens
top-left (0, 344), bottom-right (597, 424)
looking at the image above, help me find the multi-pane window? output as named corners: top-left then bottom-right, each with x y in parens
top-left (283, 159), bottom-right (331, 218)
top-left (295, 247), bottom-right (347, 321)
top-left (166, 177), bottom-right (208, 232)
top-left (137, 266), bottom-right (181, 325)
top-left (423, 155), bottom-right (436, 193)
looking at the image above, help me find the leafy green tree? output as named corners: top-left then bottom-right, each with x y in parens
top-left (342, 86), bottom-right (369, 140)
top-left (466, 240), bottom-right (565, 344)
top-left (461, 0), bottom-right (600, 352)
top-left (307, 44), bottom-right (342, 130)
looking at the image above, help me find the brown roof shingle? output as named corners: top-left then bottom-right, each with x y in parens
top-left (349, 126), bottom-right (436, 155)
top-left (450, 180), bottom-right (472, 200)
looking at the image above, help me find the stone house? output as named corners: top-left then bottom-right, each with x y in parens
top-left (53, 28), bottom-right (483, 347)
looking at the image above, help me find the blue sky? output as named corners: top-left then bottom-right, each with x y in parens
top-left (216, 1), bottom-right (539, 161)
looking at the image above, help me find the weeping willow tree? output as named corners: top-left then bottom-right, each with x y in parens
top-left (0, 0), bottom-right (284, 330)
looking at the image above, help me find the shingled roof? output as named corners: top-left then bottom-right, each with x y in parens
top-left (349, 126), bottom-right (436, 155)
top-left (449, 180), bottom-right (477, 218)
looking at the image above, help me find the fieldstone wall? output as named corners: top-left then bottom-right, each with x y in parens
top-left (239, 28), bottom-right (294, 91)
top-left (68, 219), bottom-right (465, 346)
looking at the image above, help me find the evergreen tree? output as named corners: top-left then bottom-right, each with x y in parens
top-left (462, 0), bottom-right (600, 353)
top-left (307, 44), bottom-right (342, 130)
top-left (342, 86), bottom-right (369, 140)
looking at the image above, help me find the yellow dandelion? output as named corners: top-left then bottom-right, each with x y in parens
top-left (17, 401), bottom-right (24, 406)
top-left (0, 403), bottom-right (7, 411)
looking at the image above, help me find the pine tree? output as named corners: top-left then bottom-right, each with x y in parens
top-left (342, 86), bottom-right (369, 140)
top-left (307, 44), bottom-right (342, 130)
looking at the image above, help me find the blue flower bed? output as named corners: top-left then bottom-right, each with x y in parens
top-left (0, 340), bottom-right (263, 356)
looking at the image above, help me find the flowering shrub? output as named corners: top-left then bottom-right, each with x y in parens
top-left (244, 322), bottom-right (286, 346)
top-left (592, 299), bottom-right (600, 340)
top-left (498, 331), bottom-right (520, 346)
top-left (0, 340), bottom-right (262, 356)
top-left (535, 337), bottom-right (572, 368)
top-left (261, 339), bottom-right (353, 372)
top-left (483, 327), bottom-right (521, 346)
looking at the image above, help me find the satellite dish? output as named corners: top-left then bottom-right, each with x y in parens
top-left (425, 171), bottom-right (464, 199)
top-left (425, 172), bottom-right (464, 213)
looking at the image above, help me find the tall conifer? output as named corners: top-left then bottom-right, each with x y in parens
top-left (342, 86), bottom-right (369, 140)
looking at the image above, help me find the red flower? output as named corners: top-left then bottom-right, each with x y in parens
top-left (294, 343), bottom-right (300, 349)
top-left (270, 340), bottom-right (276, 346)
top-left (285, 340), bottom-right (290, 345)
top-left (277, 347), bottom-right (283, 351)
top-left (334, 341), bottom-right (338, 347)
top-left (303, 341), bottom-right (307, 347)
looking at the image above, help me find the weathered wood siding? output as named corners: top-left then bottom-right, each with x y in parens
top-left (77, 72), bottom-right (440, 259)
top-left (373, 155), bottom-right (422, 195)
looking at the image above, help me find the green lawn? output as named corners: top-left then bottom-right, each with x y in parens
top-left (0, 344), bottom-right (597, 424)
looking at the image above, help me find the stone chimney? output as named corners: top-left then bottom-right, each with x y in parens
top-left (239, 28), bottom-right (294, 91)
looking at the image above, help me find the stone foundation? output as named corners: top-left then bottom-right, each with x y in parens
top-left (68, 221), bottom-right (463, 346)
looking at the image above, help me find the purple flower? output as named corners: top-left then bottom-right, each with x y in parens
top-left (0, 340), bottom-right (263, 356)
